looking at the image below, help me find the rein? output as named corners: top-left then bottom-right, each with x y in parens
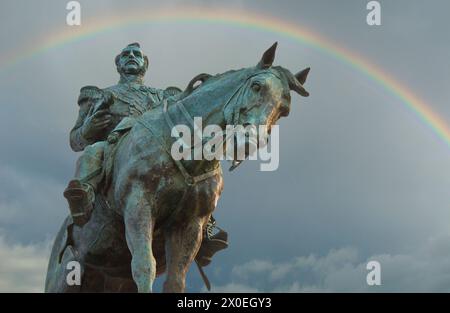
top-left (137, 105), bottom-right (220, 186)
top-left (136, 69), bottom-right (280, 184)
top-left (136, 72), bottom-right (248, 185)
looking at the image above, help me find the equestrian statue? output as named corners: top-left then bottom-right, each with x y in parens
top-left (45, 42), bottom-right (310, 292)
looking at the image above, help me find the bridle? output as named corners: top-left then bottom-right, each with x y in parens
top-left (222, 69), bottom-right (282, 170)
top-left (224, 69), bottom-right (282, 127)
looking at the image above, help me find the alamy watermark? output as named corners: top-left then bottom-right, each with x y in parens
top-left (366, 260), bottom-right (382, 286)
top-left (66, 1), bottom-right (382, 27)
top-left (66, 261), bottom-right (81, 286)
top-left (170, 117), bottom-right (279, 172)
top-left (367, 1), bottom-right (381, 26)
top-left (66, 1), bottom-right (81, 26)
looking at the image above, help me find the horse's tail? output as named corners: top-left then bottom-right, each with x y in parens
top-left (45, 216), bottom-right (82, 292)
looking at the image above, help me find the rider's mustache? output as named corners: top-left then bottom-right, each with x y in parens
top-left (125, 58), bottom-right (139, 65)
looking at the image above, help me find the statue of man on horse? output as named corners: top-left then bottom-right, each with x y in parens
top-left (45, 42), bottom-right (309, 292)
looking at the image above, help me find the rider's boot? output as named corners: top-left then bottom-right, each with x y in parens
top-left (196, 216), bottom-right (229, 267)
top-left (64, 180), bottom-right (95, 226)
top-left (64, 142), bottom-right (104, 226)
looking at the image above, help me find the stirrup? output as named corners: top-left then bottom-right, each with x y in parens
top-left (196, 224), bottom-right (229, 267)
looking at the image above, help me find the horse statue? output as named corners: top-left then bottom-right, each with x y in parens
top-left (45, 43), bottom-right (310, 292)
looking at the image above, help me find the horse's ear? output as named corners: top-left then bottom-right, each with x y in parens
top-left (295, 67), bottom-right (310, 85)
top-left (288, 67), bottom-right (310, 97)
top-left (257, 42), bottom-right (278, 69)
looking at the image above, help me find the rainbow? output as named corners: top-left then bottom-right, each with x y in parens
top-left (2, 6), bottom-right (449, 148)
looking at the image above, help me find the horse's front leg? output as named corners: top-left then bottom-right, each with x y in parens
top-left (163, 216), bottom-right (207, 292)
top-left (123, 181), bottom-right (156, 293)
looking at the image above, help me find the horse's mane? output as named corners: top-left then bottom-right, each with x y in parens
top-left (172, 65), bottom-right (295, 106)
top-left (192, 66), bottom-right (294, 91)
top-left (172, 67), bottom-right (249, 103)
top-left (200, 68), bottom-right (248, 88)
top-left (203, 66), bottom-right (294, 89)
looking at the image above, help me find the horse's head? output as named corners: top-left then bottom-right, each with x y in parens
top-left (223, 42), bottom-right (310, 160)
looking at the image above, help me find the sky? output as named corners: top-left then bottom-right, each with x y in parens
top-left (0, 0), bottom-right (450, 292)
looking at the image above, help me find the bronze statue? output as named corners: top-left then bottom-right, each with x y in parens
top-left (45, 42), bottom-right (310, 292)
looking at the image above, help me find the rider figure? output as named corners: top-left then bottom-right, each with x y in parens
top-left (65, 42), bottom-right (227, 266)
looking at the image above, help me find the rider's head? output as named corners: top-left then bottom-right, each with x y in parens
top-left (115, 43), bottom-right (149, 77)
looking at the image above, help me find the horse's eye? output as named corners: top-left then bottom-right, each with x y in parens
top-left (251, 82), bottom-right (261, 93)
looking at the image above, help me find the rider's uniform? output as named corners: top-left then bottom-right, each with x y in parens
top-left (71, 82), bottom-right (166, 151)
top-left (68, 83), bottom-right (179, 222)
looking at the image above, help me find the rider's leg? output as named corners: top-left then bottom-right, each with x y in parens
top-left (64, 141), bottom-right (105, 226)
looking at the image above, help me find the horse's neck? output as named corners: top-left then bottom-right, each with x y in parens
top-left (158, 69), bottom-right (249, 174)
top-left (173, 69), bottom-right (250, 129)
top-left (174, 98), bottom-right (225, 129)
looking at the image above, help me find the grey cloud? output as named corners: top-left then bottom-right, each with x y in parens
top-left (0, 165), bottom-right (67, 242)
top-left (0, 236), bottom-right (50, 292)
top-left (211, 235), bottom-right (450, 292)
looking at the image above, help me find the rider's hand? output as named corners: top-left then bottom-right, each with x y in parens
top-left (81, 109), bottom-right (112, 140)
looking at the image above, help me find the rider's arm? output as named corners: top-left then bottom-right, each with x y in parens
top-left (69, 86), bottom-right (100, 152)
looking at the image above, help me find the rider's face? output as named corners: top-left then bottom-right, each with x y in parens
top-left (118, 46), bottom-right (146, 75)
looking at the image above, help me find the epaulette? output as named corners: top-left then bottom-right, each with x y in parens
top-left (164, 86), bottom-right (182, 98)
top-left (77, 85), bottom-right (102, 105)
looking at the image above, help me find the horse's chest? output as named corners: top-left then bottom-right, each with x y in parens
top-left (156, 176), bottom-right (224, 224)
